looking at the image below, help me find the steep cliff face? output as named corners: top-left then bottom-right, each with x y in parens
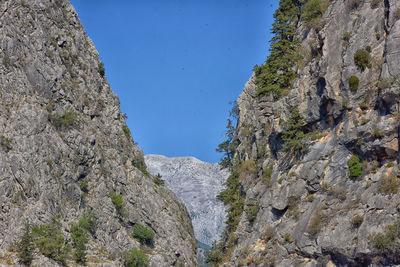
top-left (0, 0), bottom-right (196, 266)
top-left (144, 154), bottom-right (228, 247)
top-left (215, 0), bottom-right (400, 266)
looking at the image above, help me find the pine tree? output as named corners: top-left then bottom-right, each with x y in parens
top-left (255, 0), bottom-right (301, 100)
top-left (216, 119), bottom-right (235, 169)
top-left (16, 223), bottom-right (34, 266)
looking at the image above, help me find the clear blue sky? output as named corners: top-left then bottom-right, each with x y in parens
top-left (70, 0), bottom-right (279, 163)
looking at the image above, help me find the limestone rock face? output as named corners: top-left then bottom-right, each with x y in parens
top-left (220, 0), bottom-right (400, 266)
top-left (0, 0), bottom-right (196, 266)
top-left (144, 154), bottom-right (228, 247)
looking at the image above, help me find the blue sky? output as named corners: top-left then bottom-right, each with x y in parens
top-left (70, 0), bottom-right (279, 163)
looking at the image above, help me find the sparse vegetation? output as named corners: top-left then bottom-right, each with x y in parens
top-left (372, 220), bottom-right (400, 252)
top-left (51, 110), bottom-right (77, 130)
top-left (239, 160), bottom-right (257, 180)
top-left (378, 174), bottom-right (399, 195)
top-left (261, 226), bottom-right (275, 242)
top-left (131, 160), bottom-right (151, 176)
top-left (132, 224), bottom-right (155, 246)
top-left (351, 214), bottom-right (364, 229)
top-left (110, 191), bottom-right (126, 216)
top-left (377, 78), bottom-right (392, 89)
top-left (348, 155), bottom-right (362, 180)
top-left (370, 0), bottom-right (380, 8)
top-left (349, 76), bottom-right (359, 91)
top-left (307, 208), bottom-right (328, 236)
top-left (98, 62), bottom-right (105, 77)
top-left (0, 135), bottom-right (12, 152)
top-left (153, 173), bottom-right (165, 186)
top-left (122, 247), bottom-right (149, 267)
top-left (262, 167), bottom-right (273, 187)
top-left (376, 33), bottom-right (381, 40)
top-left (372, 126), bottom-right (384, 138)
top-left (122, 125), bottom-right (131, 141)
top-left (354, 48), bottom-right (371, 71)
top-left (3, 55), bottom-right (11, 68)
top-left (343, 32), bottom-right (352, 42)
top-left (246, 200), bottom-right (260, 224)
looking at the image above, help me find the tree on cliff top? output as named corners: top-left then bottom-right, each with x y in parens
top-left (254, 0), bottom-right (301, 100)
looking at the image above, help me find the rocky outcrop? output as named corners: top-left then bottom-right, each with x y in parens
top-left (144, 154), bottom-right (228, 247)
top-left (0, 0), bottom-right (196, 266)
top-left (217, 0), bottom-right (400, 266)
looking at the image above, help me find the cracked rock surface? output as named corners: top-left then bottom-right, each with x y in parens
top-left (0, 0), bottom-right (196, 266)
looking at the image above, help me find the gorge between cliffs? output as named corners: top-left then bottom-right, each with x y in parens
top-left (1, 0), bottom-right (400, 266)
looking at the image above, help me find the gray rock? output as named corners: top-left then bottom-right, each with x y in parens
top-left (0, 0), bottom-right (196, 266)
top-left (144, 154), bottom-right (228, 246)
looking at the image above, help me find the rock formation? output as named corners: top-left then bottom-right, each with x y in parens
top-left (211, 0), bottom-right (400, 266)
top-left (0, 0), bottom-right (196, 266)
top-left (144, 154), bottom-right (228, 247)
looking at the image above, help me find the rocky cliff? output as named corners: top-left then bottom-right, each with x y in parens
top-left (211, 0), bottom-right (400, 266)
top-left (144, 154), bottom-right (228, 247)
top-left (0, 0), bottom-right (196, 266)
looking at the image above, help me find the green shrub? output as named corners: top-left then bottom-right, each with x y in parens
top-left (98, 62), bottom-right (105, 77)
top-left (354, 49), bottom-right (371, 71)
top-left (365, 45), bottom-right (372, 53)
top-left (343, 32), bottom-right (352, 42)
top-left (205, 241), bottom-right (223, 265)
top-left (281, 107), bottom-right (312, 154)
top-left (372, 221), bottom-right (400, 251)
top-left (51, 110), bottom-right (77, 130)
top-left (153, 173), bottom-right (165, 186)
top-left (246, 200), bottom-right (260, 224)
top-left (378, 174), bottom-right (399, 195)
top-left (372, 126), bottom-right (384, 138)
top-left (307, 208), bottom-right (327, 236)
top-left (261, 226), bottom-right (275, 242)
top-left (351, 214), bottom-right (364, 229)
top-left (361, 119), bottom-right (370, 125)
top-left (80, 179), bottom-right (89, 193)
top-left (386, 162), bottom-right (395, 168)
top-left (16, 223), bottom-right (34, 266)
top-left (370, 0), bottom-right (380, 8)
top-left (302, 0), bottom-right (328, 25)
top-left (31, 216), bottom-right (68, 264)
top-left (376, 33), bottom-right (381, 40)
top-left (0, 135), bottom-right (12, 152)
top-left (262, 167), bottom-right (273, 187)
top-left (239, 160), bottom-right (257, 180)
top-left (122, 125), bottom-right (131, 141)
top-left (348, 155), bottom-right (362, 180)
top-left (131, 160), bottom-right (151, 177)
top-left (3, 55), bottom-right (11, 68)
top-left (110, 191), bottom-right (125, 216)
top-left (132, 224), bottom-right (155, 246)
top-left (123, 247), bottom-right (149, 267)
top-left (349, 76), bottom-right (359, 91)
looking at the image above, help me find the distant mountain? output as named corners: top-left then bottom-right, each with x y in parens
top-left (144, 154), bottom-right (228, 246)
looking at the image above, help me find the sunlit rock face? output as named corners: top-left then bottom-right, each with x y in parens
top-left (145, 154), bottom-right (228, 246)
